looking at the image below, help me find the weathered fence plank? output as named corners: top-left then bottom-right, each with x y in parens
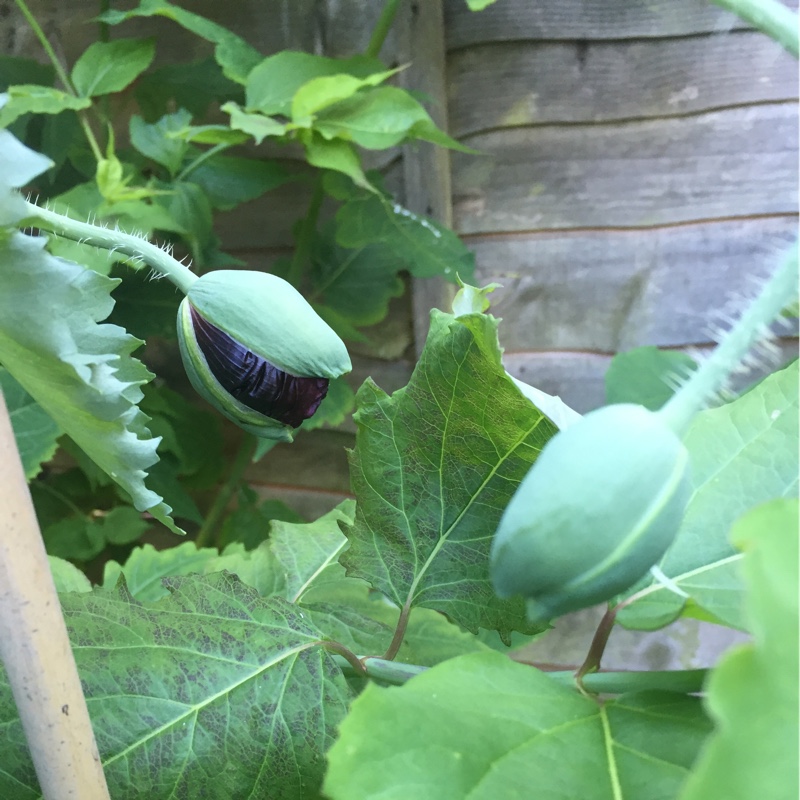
top-left (444, 0), bottom-right (796, 47)
top-left (452, 103), bottom-right (798, 233)
top-left (467, 217), bottom-right (799, 351)
top-left (449, 33), bottom-right (797, 135)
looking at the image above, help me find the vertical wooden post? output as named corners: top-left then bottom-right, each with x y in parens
top-left (0, 392), bottom-right (110, 800)
top-left (397, 0), bottom-right (457, 356)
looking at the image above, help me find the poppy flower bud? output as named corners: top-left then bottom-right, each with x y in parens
top-left (490, 403), bottom-right (690, 622)
top-left (177, 270), bottom-right (351, 441)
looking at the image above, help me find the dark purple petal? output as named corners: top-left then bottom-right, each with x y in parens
top-left (190, 306), bottom-right (328, 428)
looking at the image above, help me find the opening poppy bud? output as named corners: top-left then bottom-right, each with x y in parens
top-left (177, 270), bottom-right (351, 441)
top-left (490, 403), bottom-right (690, 622)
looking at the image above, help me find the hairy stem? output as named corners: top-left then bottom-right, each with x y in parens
top-left (712, 0), bottom-right (799, 57)
top-left (14, 0), bottom-right (104, 162)
top-left (285, 177), bottom-right (324, 289)
top-left (194, 436), bottom-right (257, 548)
top-left (659, 242), bottom-right (798, 435)
top-left (24, 200), bottom-right (197, 293)
top-left (365, 0), bottom-right (401, 59)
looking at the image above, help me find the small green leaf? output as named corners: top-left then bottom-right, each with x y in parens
top-left (303, 133), bottom-right (372, 190)
top-left (129, 109), bottom-right (192, 175)
top-left (314, 86), bottom-right (468, 151)
top-left (343, 310), bottom-right (557, 642)
top-left (222, 101), bottom-right (287, 144)
top-left (325, 651), bottom-right (711, 799)
top-left (0, 366), bottom-right (60, 479)
top-left (291, 69), bottom-right (398, 124)
top-left (0, 232), bottom-right (179, 533)
top-left (606, 346), bottom-right (698, 410)
top-left (218, 485), bottom-right (303, 550)
top-left (680, 500), bottom-right (799, 800)
top-left (99, 0), bottom-right (261, 84)
top-left (71, 38), bottom-right (155, 97)
top-left (245, 51), bottom-right (384, 116)
top-left (619, 360), bottom-right (798, 629)
top-left (0, 85), bottom-right (91, 128)
top-left (171, 124), bottom-right (249, 145)
top-left (466, 0), bottom-right (499, 9)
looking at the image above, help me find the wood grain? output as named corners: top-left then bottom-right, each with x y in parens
top-left (452, 103), bottom-right (798, 234)
top-left (449, 33), bottom-right (798, 135)
top-left (467, 217), bottom-right (799, 351)
top-left (444, 0), bottom-right (797, 47)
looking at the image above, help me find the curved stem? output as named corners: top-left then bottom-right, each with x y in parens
top-left (320, 641), bottom-right (367, 676)
top-left (194, 436), bottom-right (257, 548)
top-left (286, 177), bottom-right (324, 289)
top-left (711, 0), bottom-right (799, 57)
top-left (14, 0), bottom-right (104, 162)
top-left (365, 0), bottom-right (401, 59)
top-left (576, 603), bottom-right (618, 683)
top-left (24, 200), bottom-right (197, 294)
top-left (176, 142), bottom-right (234, 182)
top-left (382, 596), bottom-right (412, 660)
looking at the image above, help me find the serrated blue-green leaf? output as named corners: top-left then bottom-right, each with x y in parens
top-left (0, 232), bottom-right (179, 532)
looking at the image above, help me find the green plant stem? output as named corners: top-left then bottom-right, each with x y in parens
top-left (712, 0), bottom-right (799, 57)
top-left (659, 241), bottom-right (799, 435)
top-left (177, 142), bottom-right (234, 182)
top-left (365, 0), bottom-right (401, 58)
top-left (23, 200), bottom-right (198, 293)
top-left (194, 436), bottom-right (257, 548)
top-left (14, 0), bottom-right (104, 163)
top-left (285, 177), bottom-right (325, 289)
top-left (330, 654), bottom-right (709, 694)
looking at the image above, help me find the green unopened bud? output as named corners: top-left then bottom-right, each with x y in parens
top-left (177, 270), bottom-right (351, 441)
top-left (490, 404), bottom-right (690, 622)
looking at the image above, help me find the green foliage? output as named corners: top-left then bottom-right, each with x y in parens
top-left (325, 651), bottom-right (712, 799)
top-left (0, 2), bottom-right (797, 798)
top-left (680, 499), bottom-right (799, 800)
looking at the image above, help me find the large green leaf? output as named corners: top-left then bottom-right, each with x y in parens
top-left (618, 361), bottom-right (798, 630)
top-left (325, 651), bottom-right (712, 799)
top-left (0, 574), bottom-right (351, 799)
top-left (310, 228), bottom-right (405, 328)
top-left (680, 499), bottom-right (799, 800)
top-left (99, 0), bottom-right (261, 84)
top-left (0, 86), bottom-right (91, 129)
top-left (187, 155), bottom-right (293, 210)
top-left (342, 310), bottom-right (557, 641)
top-left (71, 38), bottom-right (155, 98)
top-left (0, 233), bottom-right (178, 533)
top-left (333, 185), bottom-right (475, 282)
top-left (0, 366), bottom-right (59, 479)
